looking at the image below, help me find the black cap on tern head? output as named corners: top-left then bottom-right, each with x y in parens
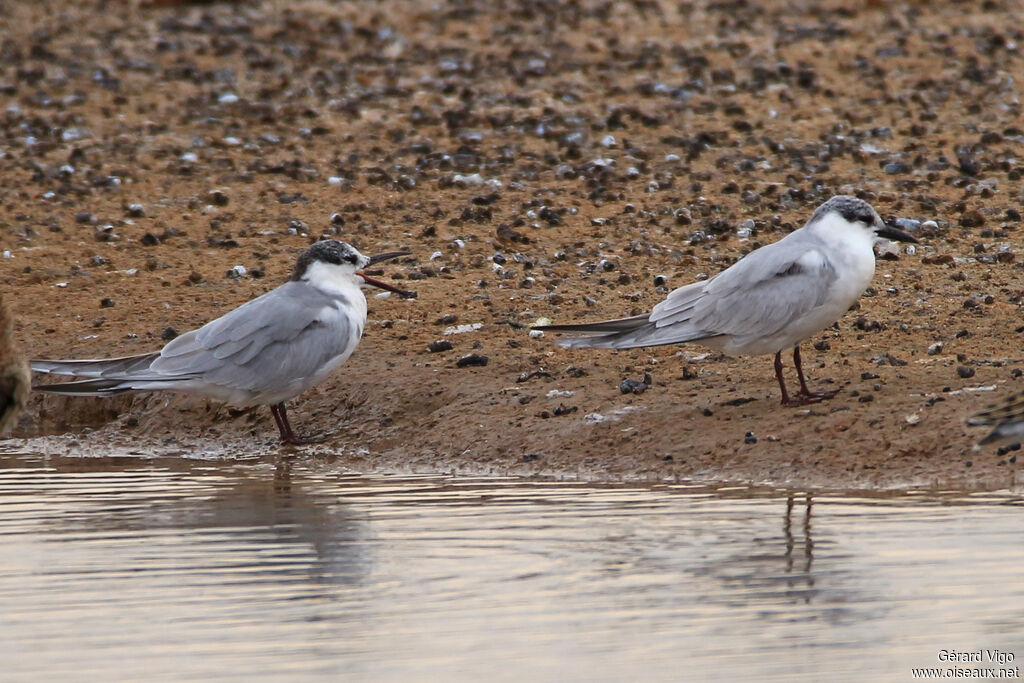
top-left (812, 195), bottom-right (918, 243)
top-left (291, 240), bottom-right (365, 281)
top-left (811, 195), bottom-right (881, 228)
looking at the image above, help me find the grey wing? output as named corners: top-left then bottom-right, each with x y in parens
top-left (152, 283), bottom-right (353, 394)
top-left (647, 236), bottom-right (836, 343)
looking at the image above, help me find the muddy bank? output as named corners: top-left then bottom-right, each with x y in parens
top-left (1, 0), bottom-right (1021, 490)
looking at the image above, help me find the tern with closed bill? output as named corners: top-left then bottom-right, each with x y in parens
top-left (32, 240), bottom-right (414, 444)
top-left (535, 196), bottom-right (918, 405)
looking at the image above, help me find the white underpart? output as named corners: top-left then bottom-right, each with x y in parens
top-left (293, 260), bottom-right (368, 396)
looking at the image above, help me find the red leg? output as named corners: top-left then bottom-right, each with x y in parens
top-left (270, 403), bottom-right (293, 442)
top-left (774, 350), bottom-right (792, 405)
top-left (787, 346), bottom-right (839, 405)
top-left (270, 402), bottom-right (321, 445)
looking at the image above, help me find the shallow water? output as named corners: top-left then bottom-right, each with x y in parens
top-left (1, 452), bottom-right (1023, 681)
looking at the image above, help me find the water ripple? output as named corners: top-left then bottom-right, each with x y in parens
top-left (1, 452), bottom-right (1022, 681)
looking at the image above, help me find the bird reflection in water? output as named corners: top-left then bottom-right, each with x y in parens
top-left (33, 454), bottom-right (373, 592)
top-left (784, 495), bottom-right (814, 598)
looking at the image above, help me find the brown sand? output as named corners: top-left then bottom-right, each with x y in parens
top-left (1, 0), bottom-right (1021, 490)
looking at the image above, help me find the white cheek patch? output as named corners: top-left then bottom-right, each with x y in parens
top-left (304, 261), bottom-right (359, 295)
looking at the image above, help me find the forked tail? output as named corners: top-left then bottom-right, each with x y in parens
top-left (31, 352), bottom-right (171, 396)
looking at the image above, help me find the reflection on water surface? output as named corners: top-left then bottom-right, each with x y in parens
top-left (1, 452), bottom-right (1022, 681)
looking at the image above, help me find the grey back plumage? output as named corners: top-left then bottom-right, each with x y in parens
top-left (555, 227), bottom-right (838, 349)
top-left (33, 281), bottom-right (358, 405)
top-left (153, 281), bottom-right (355, 393)
top-left (650, 229), bottom-right (838, 341)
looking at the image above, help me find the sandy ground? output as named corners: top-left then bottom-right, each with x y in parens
top-left (1, 0), bottom-right (1021, 490)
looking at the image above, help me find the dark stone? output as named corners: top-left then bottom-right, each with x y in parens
top-left (883, 161), bottom-right (911, 175)
top-left (456, 354), bottom-right (489, 367)
top-left (620, 373), bottom-right (652, 394)
top-left (960, 210), bottom-right (985, 228)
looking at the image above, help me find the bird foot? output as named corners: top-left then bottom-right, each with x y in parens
top-left (782, 389), bottom-right (840, 407)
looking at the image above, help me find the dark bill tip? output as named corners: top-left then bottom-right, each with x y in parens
top-left (357, 272), bottom-right (417, 298)
top-left (367, 251), bottom-right (410, 265)
top-left (876, 221), bottom-right (919, 244)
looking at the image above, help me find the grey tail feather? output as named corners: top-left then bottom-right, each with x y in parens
top-left (533, 314), bottom-right (650, 334)
top-left (32, 377), bottom-right (137, 397)
top-left (32, 374), bottom-right (194, 397)
top-left (554, 326), bottom-right (723, 350)
top-left (536, 315), bottom-right (721, 350)
top-left (30, 352), bottom-right (161, 379)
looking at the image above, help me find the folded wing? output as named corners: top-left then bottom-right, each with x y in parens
top-left (32, 282), bottom-right (355, 402)
top-left (537, 233), bottom-right (837, 350)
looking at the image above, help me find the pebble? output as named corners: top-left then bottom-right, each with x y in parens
top-left (883, 161), bottom-right (911, 175)
top-left (428, 340), bottom-right (453, 353)
top-left (444, 323), bottom-right (482, 335)
top-left (208, 190), bottom-right (229, 206)
top-left (546, 389), bottom-right (574, 398)
top-left (736, 219), bottom-right (755, 239)
top-left (226, 265), bottom-right (247, 279)
top-left (956, 365), bottom-right (976, 378)
top-left (456, 354), bottom-right (489, 367)
top-left (960, 210), bottom-right (985, 228)
top-left (94, 225), bottom-right (120, 242)
top-left (620, 373), bottom-right (652, 394)
top-left (161, 326), bottom-right (178, 341)
top-left (894, 217), bottom-right (921, 232)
